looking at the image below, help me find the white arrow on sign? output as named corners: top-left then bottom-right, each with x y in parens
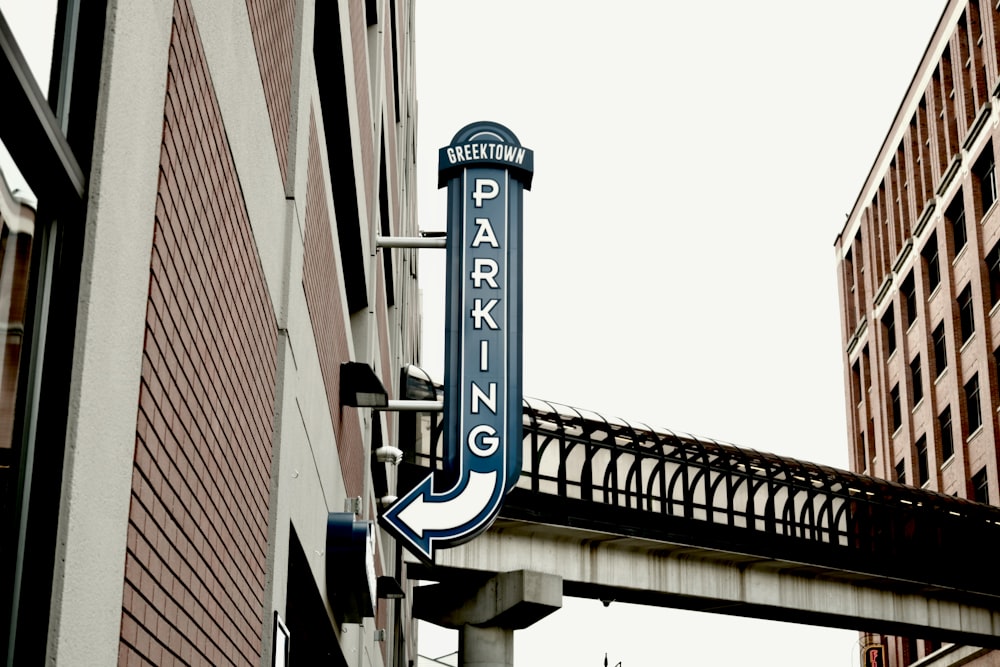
top-left (379, 466), bottom-right (505, 561)
top-left (395, 470), bottom-right (499, 538)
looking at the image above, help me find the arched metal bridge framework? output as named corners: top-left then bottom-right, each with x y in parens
top-left (397, 395), bottom-right (1000, 599)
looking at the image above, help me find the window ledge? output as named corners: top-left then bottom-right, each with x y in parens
top-left (967, 425), bottom-right (984, 443)
top-left (981, 199), bottom-right (998, 224)
top-left (953, 243), bottom-right (969, 266)
top-left (892, 239), bottom-right (914, 274)
top-left (962, 101), bottom-right (992, 152)
top-left (960, 332), bottom-right (977, 353)
top-left (914, 200), bottom-right (937, 237)
top-left (874, 275), bottom-right (893, 306)
top-left (937, 155), bottom-right (962, 197)
top-left (846, 317), bottom-right (868, 356)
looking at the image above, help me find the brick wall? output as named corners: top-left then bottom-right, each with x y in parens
top-left (302, 110), bottom-right (365, 498)
top-left (245, 0), bottom-right (295, 186)
top-left (119, 1), bottom-right (278, 664)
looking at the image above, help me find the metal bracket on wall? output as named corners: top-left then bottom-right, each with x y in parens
top-left (373, 400), bottom-right (443, 412)
top-left (376, 231), bottom-right (446, 248)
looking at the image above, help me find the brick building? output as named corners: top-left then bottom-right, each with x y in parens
top-left (0, 1), bottom-right (421, 665)
top-left (835, 1), bottom-right (1000, 664)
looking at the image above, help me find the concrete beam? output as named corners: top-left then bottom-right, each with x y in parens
top-left (411, 520), bottom-right (1000, 649)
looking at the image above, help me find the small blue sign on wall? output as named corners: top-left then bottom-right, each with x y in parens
top-left (381, 121), bottom-right (532, 561)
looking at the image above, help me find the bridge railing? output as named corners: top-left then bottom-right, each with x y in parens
top-left (397, 394), bottom-right (1000, 597)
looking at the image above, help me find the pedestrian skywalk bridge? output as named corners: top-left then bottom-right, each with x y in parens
top-left (396, 395), bottom-right (1000, 647)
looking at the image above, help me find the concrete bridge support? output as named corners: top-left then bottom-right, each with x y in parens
top-left (414, 570), bottom-right (562, 667)
top-left (413, 520), bottom-right (1000, 649)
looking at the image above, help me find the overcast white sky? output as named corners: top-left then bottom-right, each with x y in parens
top-left (413, 1), bottom-right (949, 665)
top-left (0, 0), bottom-right (953, 663)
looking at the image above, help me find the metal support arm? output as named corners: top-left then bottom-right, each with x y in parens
top-left (376, 234), bottom-right (446, 249)
top-left (374, 400), bottom-right (444, 412)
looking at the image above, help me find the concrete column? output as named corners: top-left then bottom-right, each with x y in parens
top-left (459, 625), bottom-right (514, 667)
top-left (414, 570), bottom-right (562, 667)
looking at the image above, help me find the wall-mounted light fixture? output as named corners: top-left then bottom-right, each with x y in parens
top-left (376, 575), bottom-right (406, 600)
top-left (340, 362), bottom-right (388, 408)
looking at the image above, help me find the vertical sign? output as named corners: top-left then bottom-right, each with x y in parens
top-left (381, 121), bottom-right (532, 561)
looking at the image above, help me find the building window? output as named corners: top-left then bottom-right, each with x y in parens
top-left (895, 459), bottom-right (906, 485)
top-left (862, 345), bottom-right (871, 393)
top-left (939, 406), bottom-right (954, 461)
top-left (922, 232), bottom-right (940, 292)
top-left (891, 383), bottom-right (902, 432)
top-left (916, 436), bottom-right (929, 486)
top-left (883, 306), bottom-right (897, 355)
top-left (910, 355), bottom-right (923, 404)
top-left (947, 194), bottom-right (967, 253)
top-left (901, 272), bottom-right (917, 328)
top-left (972, 467), bottom-right (989, 503)
top-left (958, 284), bottom-right (975, 344)
top-left (932, 322), bottom-right (947, 377)
top-left (852, 360), bottom-right (862, 405)
top-left (995, 348), bottom-right (1000, 398)
top-left (858, 430), bottom-right (867, 473)
top-left (965, 373), bottom-right (982, 436)
top-left (974, 142), bottom-right (996, 216)
top-left (869, 417), bottom-right (876, 469)
top-left (0, 2), bottom-right (110, 662)
top-left (988, 241), bottom-right (1000, 308)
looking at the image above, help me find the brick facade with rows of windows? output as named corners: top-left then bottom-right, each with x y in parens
top-left (836, 1), bottom-right (1000, 664)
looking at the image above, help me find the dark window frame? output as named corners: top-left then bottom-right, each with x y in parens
top-left (910, 355), bottom-right (924, 404)
top-left (987, 240), bottom-right (1000, 308)
top-left (972, 467), bottom-right (989, 503)
top-left (939, 405), bottom-right (954, 462)
top-left (902, 272), bottom-right (917, 328)
top-left (974, 142), bottom-right (997, 217)
top-left (890, 383), bottom-right (902, 432)
top-left (966, 373), bottom-right (983, 436)
top-left (0, 3), bottom-right (108, 662)
top-left (958, 284), bottom-right (976, 344)
top-left (883, 306), bottom-right (897, 356)
top-left (932, 322), bottom-right (948, 377)
top-left (916, 435), bottom-right (930, 486)
top-left (947, 194), bottom-right (968, 253)
top-left (922, 231), bottom-right (941, 293)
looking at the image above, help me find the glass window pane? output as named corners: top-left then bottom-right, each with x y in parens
top-left (0, 158), bottom-right (35, 542)
top-left (0, 1), bottom-right (58, 94)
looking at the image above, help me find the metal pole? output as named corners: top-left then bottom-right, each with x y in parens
top-left (376, 235), bottom-right (447, 249)
top-left (374, 400), bottom-right (444, 412)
